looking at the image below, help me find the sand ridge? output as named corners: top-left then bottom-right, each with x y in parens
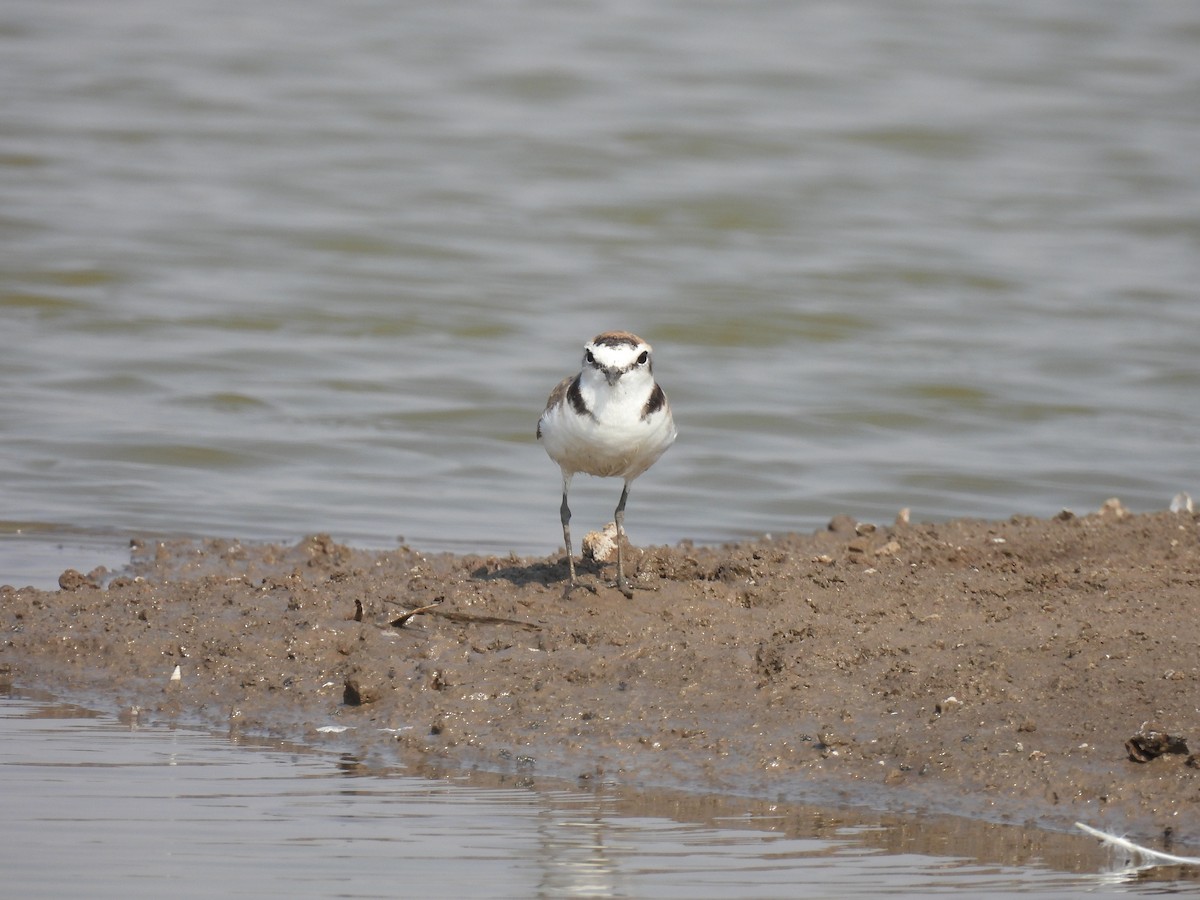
top-left (3, 505), bottom-right (1198, 849)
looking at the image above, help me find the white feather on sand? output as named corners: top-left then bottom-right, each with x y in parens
top-left (1076, 822), bottom-right (1200, 867)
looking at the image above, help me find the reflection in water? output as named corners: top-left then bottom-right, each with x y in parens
top-left (535, 800), bottom-right (624, 898)
top-left (1, 693), bottom-right (1192, 897)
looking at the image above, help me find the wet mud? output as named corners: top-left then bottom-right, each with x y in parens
top-left (3, 504), bottom-right (1199, 851)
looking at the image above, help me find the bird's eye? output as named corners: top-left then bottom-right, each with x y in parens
top-left (585, 350), bottom-right (595, 365)
top-left (636, 351), bottom-right (649, 365)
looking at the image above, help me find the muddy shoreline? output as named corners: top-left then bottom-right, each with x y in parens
top-left (3, 504), bottom-right (1198, 851)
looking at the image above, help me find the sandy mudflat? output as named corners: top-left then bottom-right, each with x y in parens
top-left (3, 503), bottom-right (1198, 851)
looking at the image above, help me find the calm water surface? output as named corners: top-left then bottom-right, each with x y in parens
top-left (3, 0), bottom-right (1200, 587)
top-left (3, 693), bottom-right (1187, 898)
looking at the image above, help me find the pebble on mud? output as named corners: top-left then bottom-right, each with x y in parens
top-left (58, 568), bottom-right (101, 591)
top-left (1126, 722), bottom-right (1190, 763)
top-left (935, 696), bottom-right (961, 715)
top-left (582, 522), bottom-right (620, 563)
top-left (1097, 497), bottom-right (1131, 520)
top-left (343, 678), bottom-right (379, 707)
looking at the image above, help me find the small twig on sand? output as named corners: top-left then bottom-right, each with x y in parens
top-left (385, 597), bottom-right (541, 630)
top-left (426, 610), bottom-right (541, 630)
top-left (389, 601), bottom-right (443, 627)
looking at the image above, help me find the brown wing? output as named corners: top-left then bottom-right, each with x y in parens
top-left (537, 375), bottom-right (576, 439)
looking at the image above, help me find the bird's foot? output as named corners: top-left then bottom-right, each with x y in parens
top-left (563, 579), bottom-right (598, 599)
top-left (612, 576), bottom-right (638, 599)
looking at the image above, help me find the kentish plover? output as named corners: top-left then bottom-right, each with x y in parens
top-left (537, 331), bottom-right (677, 597)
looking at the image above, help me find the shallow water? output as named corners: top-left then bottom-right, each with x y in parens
top-left (3, 0), bottom-right (1200, 587)
top-left (4, 692), bottom-right (1189, 898)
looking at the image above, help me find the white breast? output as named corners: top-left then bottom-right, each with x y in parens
top-left (540, 377), bottom-right (676, 480)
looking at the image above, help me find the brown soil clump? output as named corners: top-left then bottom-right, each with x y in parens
top-left (3, 507), bottom-right (1199, 849)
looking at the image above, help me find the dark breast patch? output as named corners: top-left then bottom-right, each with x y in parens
top-left (641, 383), bottom-right (666, 420)
top-left (567, 375), bottom-right (593, 418)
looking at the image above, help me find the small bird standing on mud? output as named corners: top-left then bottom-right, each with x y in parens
top-left (537, 331), bottom-right (677, 597)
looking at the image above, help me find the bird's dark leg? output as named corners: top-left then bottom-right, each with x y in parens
top-left (613, 481), bottom-right (634, 598)
top-left (558, 474), bottom-right (595, 596)
top-left (560, 475), bottom-right (576, 587)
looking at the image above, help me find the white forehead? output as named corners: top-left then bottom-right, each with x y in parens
top-left (585, 335), bottom-right (651, 366)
